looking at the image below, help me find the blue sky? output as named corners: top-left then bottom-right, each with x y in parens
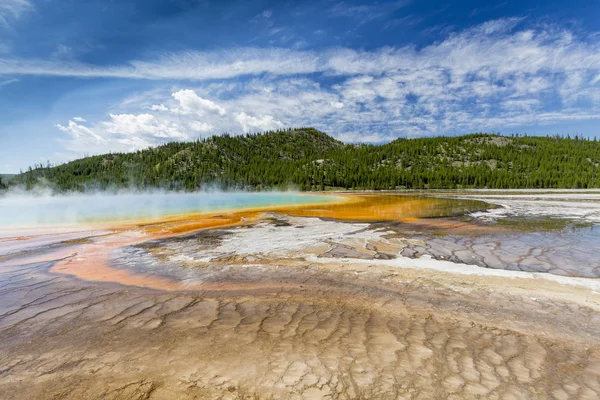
top-left (1, 0), bottom-right (600, 173)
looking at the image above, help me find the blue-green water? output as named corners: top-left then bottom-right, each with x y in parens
top-left (0, 192), bottom-right (340, 227)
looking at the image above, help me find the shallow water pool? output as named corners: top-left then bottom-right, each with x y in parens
top-left (0, 192), bottom-right (340, 227)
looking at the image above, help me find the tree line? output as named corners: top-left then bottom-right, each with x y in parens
top-left (8, 128), bottom-right (600, 192)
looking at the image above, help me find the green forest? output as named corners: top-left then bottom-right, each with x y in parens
top-left (8, 128), bottom-right (600, 192)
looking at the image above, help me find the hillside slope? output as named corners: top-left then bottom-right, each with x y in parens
top-left (11, 128), bottom-right (600, 191)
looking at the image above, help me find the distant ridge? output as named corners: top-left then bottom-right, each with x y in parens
top-left (9, 128), bottom-right (600, 191)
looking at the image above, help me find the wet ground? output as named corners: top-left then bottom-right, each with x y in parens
top-left (1, 192), bottom-right (600, 399)
top-left (377, 221), bottom-right (600, 278)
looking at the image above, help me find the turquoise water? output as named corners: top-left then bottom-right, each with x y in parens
top-left (0, 192), bottom-right (340, 227)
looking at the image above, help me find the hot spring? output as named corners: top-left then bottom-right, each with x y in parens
top-left (0, 191), bottom-right (341, 227)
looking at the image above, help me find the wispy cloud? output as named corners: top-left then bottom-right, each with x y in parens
top-left (1, 18), bottom-right (598, 82)
top-left (0, 77), bottom-right (17, 87)
top-left (329, 1), bottom-right (410, 23)
top-left (250, 9), bottom-right (272, 23)
top-left (0, 48), bottom-right (322, 79)
top-left (383, 14), bottom-right (422, 31)
top-left (43, 18), bottom-right (600, 157)
top-left (0, 0), bottom-right (32, 28)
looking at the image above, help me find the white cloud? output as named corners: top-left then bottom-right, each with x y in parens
top-left (171, 89), bottom-right (226, 116)
top-left (189, 121), bottom-right (213, 133)
top-left (150, 104), bottom-right (168, 111)
top-left (102, 113), bottom-right (188, 140)
top-left (52, 44), bottom-right (74, 59)
top-left (330, 1), bottom-right (410, 23)
top-left (56, 89), bottom-right (282, 156)
top-left (502, 99), bottom-right (539, 112)
top-left (336, 131), bottom-right (389, 143)
top-left (251, 9), bottom-right (273, 23)
top-left (42, 19), bottom-right (600, 158)
top-left (56, 111), bottom-right (192, 155)
top-left (0, 48), bottom-right (320, 80)
top-left (56, 120), bottom-right (109, 154)
top-left (1, 18), bottom-right (599, 89)
top-left (103, 113), bottom-right (155, 135)
top-left (0, 0), bottom-right (32, 28)
top-left (56, 120), bottom-right (105, 142)
top-left (235, 112), bottom-right (284, 133)
top-left (0, 77), bottom-right (17, 87)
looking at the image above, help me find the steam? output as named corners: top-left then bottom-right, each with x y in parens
top-left (0, 187), bottom-right (335, 228)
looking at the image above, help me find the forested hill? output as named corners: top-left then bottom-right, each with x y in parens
top-left (10, 128), bottom-right (600, 191)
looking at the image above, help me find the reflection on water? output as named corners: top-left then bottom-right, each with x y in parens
top-left (0, 192), bottom-right (493, 228)
top-left (388, 222), bottom-right (600, 278)
top-left (284, 194), bottom-right (491, 221)
top-left (0, 192), bottom-right (340, 227)
top-left (3, 192), bottom-right (599, 280)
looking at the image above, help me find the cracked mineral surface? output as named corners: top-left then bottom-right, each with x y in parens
top-left (1, 193), bottom-right (600, 399)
